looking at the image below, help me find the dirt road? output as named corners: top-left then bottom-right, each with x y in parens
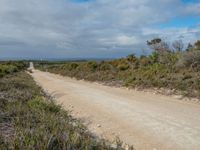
top-left (31, 70), bottom-right (200, 150)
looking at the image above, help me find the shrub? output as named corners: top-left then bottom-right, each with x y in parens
top-left (149, 52), bottom-right (159, 63)
top-left (177, 50), bottom-right (200, 71)
top-left (158, 52), bottom-right (179, 66)
top-left (139, 56), bottom-right (151, 67)
top-left (70, 63), bottom-right (79, 70)
top-left (87, 61), bottom-right (98, 71)
top-left (117, 64), bottom-right (129, 71)
top-left (100, 62), bottom-right (111, 71)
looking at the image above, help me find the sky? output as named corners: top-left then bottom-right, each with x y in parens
top-left (0, 0), bottom-right (199, 59)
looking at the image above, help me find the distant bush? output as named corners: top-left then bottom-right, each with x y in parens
top-left (87, 61), bottom-right (98, 71)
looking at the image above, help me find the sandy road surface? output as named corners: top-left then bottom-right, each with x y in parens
top-left (31, 70), bottom-right (200, 150)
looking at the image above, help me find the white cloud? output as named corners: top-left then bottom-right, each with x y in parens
top-left (116, 35), bottom-right (140, 45)
top-left (184, 2), bottom-right (200, 15)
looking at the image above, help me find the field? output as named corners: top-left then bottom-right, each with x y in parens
top-left (0, 62), bottom-right (125, 149)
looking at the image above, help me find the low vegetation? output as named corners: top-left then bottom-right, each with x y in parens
top-left (36, 39), bottom-right (200, 98)
top-left (0, 61), bottom-right (27, 77)
top-left (0, 64), bottom-right (125, 149)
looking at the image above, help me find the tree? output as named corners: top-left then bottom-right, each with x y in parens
top-left (172, 40), bottom-right (184, 52)
top-left (147, 38), bottom-right (170, 53)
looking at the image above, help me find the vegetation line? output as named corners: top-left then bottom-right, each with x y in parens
top-left (36, 39), bottom-right (200, 98)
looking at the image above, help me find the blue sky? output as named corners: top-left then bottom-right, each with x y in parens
top-left (182, 0), bottom-right (199, 3)
top-left (156, 16), bottom-right (199, 28)
top-left (158, 0), bottom-right (200, 28)
top-left (0, 0), bottom-right (199, 59)
top-left (71, 0), bottom-right (91, 3)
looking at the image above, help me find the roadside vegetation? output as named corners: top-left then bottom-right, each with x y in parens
top-left (36, 39), bottom-right (200, 98)
top-left (0, 63), bottom-right (126, 149)
top-left (0, 61), bottom-right (27, 77)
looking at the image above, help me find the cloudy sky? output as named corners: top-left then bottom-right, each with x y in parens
top-left (0, 0), bottom-right (200, 59)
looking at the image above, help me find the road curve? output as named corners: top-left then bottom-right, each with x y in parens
top-left (31, 70), bottom-right (200, 150)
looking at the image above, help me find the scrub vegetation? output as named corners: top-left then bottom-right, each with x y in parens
top-left (36, 39), bottom-right (200, 98)
top-left (0, 62), bottom-right (126, 149)
top-left (0, 61), bottom-right (27, 77)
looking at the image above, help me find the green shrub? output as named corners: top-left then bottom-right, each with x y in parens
top-left (100, 63), bottom-right (111, 71)
top-left (117, 64), bottom-right (129, 71)
top-left (149, 52), bottom-right (159, 63)
top-left (70, 63), bottom-right (79, 70)
top-left (87, 61), bottom-right (98, 71)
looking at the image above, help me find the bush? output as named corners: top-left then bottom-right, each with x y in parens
top-left (139, 56), bottom-right (151, 67)
top-left (117, 64), bottom-right (129, 71)
top-left (70, 63), bottom-right (79, 70)
top-left (149, 52), bottom-right (159, 63)
top-left (177, 50), bottom-right (200, 71)
top-left (100, 62), bottom-right (111, 71)
top-left (0, 61), bottom-right (27, 77)
top-left (160, 52), bottom-right (179, 65)
top-left (87, 61), bottom-right (98, 71)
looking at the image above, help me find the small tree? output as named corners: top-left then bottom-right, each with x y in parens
top-left (147, 38), bottom-right (170, 53)
top-left (147, 38), bottom-right (177, 65)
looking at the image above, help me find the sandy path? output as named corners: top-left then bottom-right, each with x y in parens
top-left (31, 70), bottom-right (200, 150)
